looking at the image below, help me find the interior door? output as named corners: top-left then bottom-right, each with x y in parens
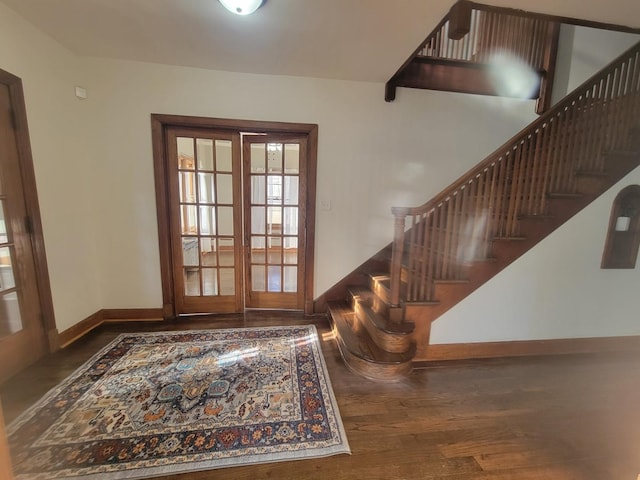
top-left (0, 80), bottom-right (47, 381)
top-left (164, 127), bottom-right (310, 314)
top-left (167, 128), bottom-right (243, 314)
top-left (243, 135), bottom-right (307, 309)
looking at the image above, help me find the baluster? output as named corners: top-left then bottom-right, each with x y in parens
top-left (514, 16), bottom-right (525, 60)
top-left (390, 208), bottom-right (408, 307)
top-left (547, 109), bottom-right (565, 194)
top-left (580, 85), bottom-right (599, 172)
top-left (469, 173), bottom-right (484, 256)
top-left (424, 212), bottom-right (437, 301)
top-left (536, 121), bottom-right (552, 214)
top-left (482, 11), bottom-right (495, 61)
top-left (527, 126), bottom-right (544, 215)
top-left (584, 80), bottom-right (605, 173)
top-left (620, 53), bottom-right (640, 150)
top-left (483, 162), bottom-right (499, 256)
top-left (560, 101), bottom-right (577, 191)
top-left (415, 213), bottom-right (429, 301)
top-left (431, 205), bottom-right (441, 281)
top-left (520, 135), bottom-right (535, 219)
top-left (407, 213), bottom-right (419, 301)
top-left (538, 113), bottom-right (560, 214)
top-left (602, 68), bottom-right (619, 155)
top-left (508, 142), bottom-right (525, 236)
top-left (442, 199), bottom-right (453, 278)
top-left (450, 191), bottom-right (463, 277)
top-left (619, 57), bottom-right (639, 149)
top-left (610, 62), bottom-right (630, 150)
top-left (493, 155), bottom-right (508, 237)
top-left (564, 95), bottom-right (584, 191)
top-left (470, 9), bottom-right (480, 60)
top-left (458, 183), bottom-right (470, 263)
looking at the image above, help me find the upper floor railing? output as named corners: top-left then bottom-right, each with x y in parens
top-left (418, 6), bottom-right (554, 70)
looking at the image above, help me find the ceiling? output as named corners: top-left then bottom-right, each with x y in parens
top-left (2, 0), bottom-right (640, 83)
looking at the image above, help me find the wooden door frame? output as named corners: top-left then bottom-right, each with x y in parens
top-left (0, 69), bottom-right (58, 352)
top-left (151, 114), bottom-right (318, 317)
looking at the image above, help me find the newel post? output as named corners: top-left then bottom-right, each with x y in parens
top-left (390, 207), bottom-right (409, 307)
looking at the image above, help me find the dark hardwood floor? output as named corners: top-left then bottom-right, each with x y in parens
top-left (1, 313), bottom-right (639, 480)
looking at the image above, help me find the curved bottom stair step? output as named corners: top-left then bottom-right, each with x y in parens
top-left (347, 285), bottom-right (414, 354)
top-left (327, 300), bottom-right (414, 381)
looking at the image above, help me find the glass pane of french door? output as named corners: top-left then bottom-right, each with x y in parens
top-left (243, 136), bottom-right (306, 309)
top-left (167, 128), bottom-right (243, 313)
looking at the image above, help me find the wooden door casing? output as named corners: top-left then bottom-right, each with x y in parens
top-left (152, 115), bottom-right (317, 316)
top-left (0, 69), bottom-right (56, 383)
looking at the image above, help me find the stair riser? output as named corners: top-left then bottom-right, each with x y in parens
top-left (353, 301), bottom-right (413, 354)
top-left (432, 282), bottom-right (470, 306)
top-left (517, 218), bottom-right (561, 242)
top-left (350, 282), bottom-right (404, 322)
top-left (368, 275), bottom-right (391, 304)
top-left (328, 301), bottom-right (414, 380)
top-left (335, 338), bottom-right (413, 381)
top-left (575, 175), bottom-right (608, 195)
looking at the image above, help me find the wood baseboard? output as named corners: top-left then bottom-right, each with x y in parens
top-left (102, 308), bottom-right (164, 321)
top-left (416, 335), bottom-right (640, 363)
top-left (58, 308), bottom-right (165, 348)
top-left (58, 310), bottom-right (104, 348)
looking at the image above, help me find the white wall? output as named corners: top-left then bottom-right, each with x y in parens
top-left (83, 58), bottom-right (537, 308)
top-left (552, 26), bottom-right (639, 104)
top-left (0, 3), bottom-right (101, 331)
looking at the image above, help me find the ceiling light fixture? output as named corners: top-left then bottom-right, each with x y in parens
top-left (218, 0), bottom-right (264, 15)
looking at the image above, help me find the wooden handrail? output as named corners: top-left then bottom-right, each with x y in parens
top-left (390, 40), bottom-right (640, 304)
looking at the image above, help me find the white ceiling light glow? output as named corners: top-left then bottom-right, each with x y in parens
top-left (218, 0), bottom-right (264, 15)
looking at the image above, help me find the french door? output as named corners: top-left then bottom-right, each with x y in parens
top-left (167, 128), bottom-right (243, 314)
top-left (164, 125), bottom-right (311, 314)
top-left (0, 72), bottom-right (49, 382)
top-left (243, 135), bottom-right (307, 309)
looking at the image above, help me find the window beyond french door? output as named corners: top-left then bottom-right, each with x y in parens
top-left (159, 119), bottom-right (316, 315)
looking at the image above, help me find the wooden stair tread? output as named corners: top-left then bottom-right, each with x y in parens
top-left (347, 286), bottom-right (414, 334)
top-left (327, 301), bottom-right (414, 365)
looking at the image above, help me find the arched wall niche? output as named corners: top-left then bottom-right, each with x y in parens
top-left (601, 184), bottom-right (640, 269)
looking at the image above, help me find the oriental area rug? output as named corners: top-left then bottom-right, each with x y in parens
top-left (7, 325), bottom-right (350, 479)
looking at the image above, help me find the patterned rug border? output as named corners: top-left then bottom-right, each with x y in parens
top-left (8, 324), bottom-right (351, 479)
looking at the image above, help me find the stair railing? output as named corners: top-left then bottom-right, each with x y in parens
top-left (389, 41), bottom-right (640, 307)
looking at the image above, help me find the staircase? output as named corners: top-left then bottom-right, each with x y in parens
top-left (327, 41), bottom-right (640, 380)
